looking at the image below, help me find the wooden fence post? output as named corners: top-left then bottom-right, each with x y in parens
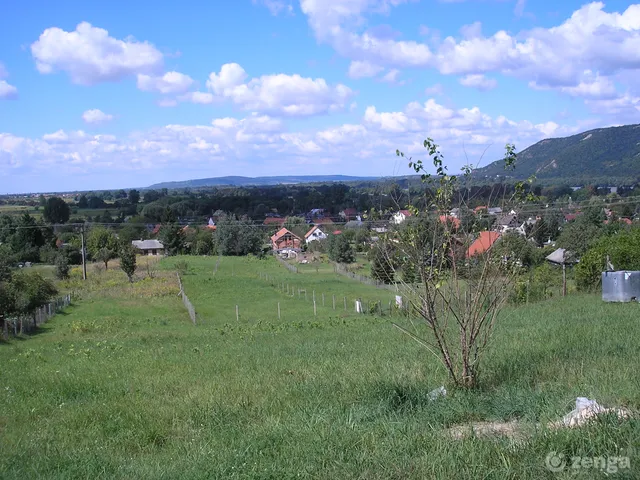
top-left (278, 302), bottom-right (281, 320)
top-left (344, 297), bottom-right (346, 311)
top-left (313, 300), bottom-right (317, 317)
top-left (236, 305), bottom-right (239, 321)
top-left (322, 293), bottom-right (325, 307)
top-left (333, 295), bottom-right (336, 310)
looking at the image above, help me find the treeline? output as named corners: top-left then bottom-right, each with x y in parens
top-left (4, 179), bottom-right (639, 227)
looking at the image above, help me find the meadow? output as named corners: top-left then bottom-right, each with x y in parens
top-left (0, 255), bottom-right (639, 479)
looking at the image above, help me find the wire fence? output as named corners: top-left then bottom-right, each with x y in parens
top-left (276, 256), bottom-right (299, 273)
top-left (258, 271), bottom-right (409, 319)
top-left (2, 293), bottom-right (72, 338)
top-left (177, 273), bottom-right (197, 325)
top-left (333, 263), bottom-right (398, 291)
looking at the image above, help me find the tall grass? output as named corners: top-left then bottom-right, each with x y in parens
top-left (0, 256), bottom-right (638, 479)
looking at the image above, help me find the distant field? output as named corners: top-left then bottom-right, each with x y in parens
top-left (0, 204), bottom-right (114, 220)
top-left (0, 255), bottom-right (639, 478)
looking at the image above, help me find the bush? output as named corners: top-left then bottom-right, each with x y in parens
top-left (54, 254), bottom-right (70, 280)
top-left (175, 260), bottom-right (190, 276)
top-left (575, 228), bottom-right (640, 291)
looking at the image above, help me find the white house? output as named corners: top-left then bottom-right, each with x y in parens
top-left (304, 225), bottom-right (327, 244)
top-left (392, 210), bottom-right (412, 224)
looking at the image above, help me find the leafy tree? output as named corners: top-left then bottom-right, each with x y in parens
top-left (391, 140), bottom-right (525, 389)
top-left (119, 244), bottom-right (137, 282)
top-left (328, 234), bottom-right (355, 263)
top-left (86, 227), bottom-right (118, 269)
top-left (493, 232), bottom-right (537, 267)
top-left (159, 225), bottom-right (185, 256)
top-left (77, 195), bottom-right (88, 209)
top-left (216, 214), bottom-right (265, 256)
top-left (557, 217), bottom-right (603, 257)
top-left (54, 254), bottom-right (70, 279)
top-left (575, 228), bottom-right (640, 290)
top-left (87, 195), bottom-right (105, 209)
top-left (120, 224), bottom-right (149, 246)
top-left (194, 229), bottom-right (215, 255)
top-left (10, 271), bottom-right (57, 329)
top-left (115, 189), bottom-right (128, 199)
top-left (10, 213), bottom-right (51, 263)
top-left (370, 245), bottom-right (395, 284)
top-left (128, 189), bottom-right (140, 205)
top-left (143, 189), bottom-right (161, 203)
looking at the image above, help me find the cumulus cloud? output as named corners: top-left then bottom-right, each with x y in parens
top-left (137, 71), bottom-right (194, 94)
top-left (348, 60), bottom-right (384, 79)
top-left (30, 22), bottom-right (164, 85)
top-left (82, 109), bottom-right (114, 125)
top-left (0, 63), bottom-right (18, 99)
top-left (0, 81), bottom-right (18, 99)
top-left (300, 1), bottom-right (640, 103)
top-left (204, 62), bottom-right (354, 116)
top-left (459, 74), bottom-right (497, 91)
top-left (1, 95), bottom-right (616, 186)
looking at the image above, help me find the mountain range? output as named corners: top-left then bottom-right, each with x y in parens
top-left (147, 124), bottom-right (640, 190)
top-left (147, 175), bottom-right (378, 189)
top-left (474, 124), bottom-right (640, 184)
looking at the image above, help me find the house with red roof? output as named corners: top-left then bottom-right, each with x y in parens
top-left (304, 225), bottom-right (327, 244)
top-left (466, 231), bottom-right (501, 258)
top-left (392, 210), bottom-right (412, 224)
top-left (438, 215), bottom-right (461, 230)
top-left (271, 228), bottom-right (302, 251)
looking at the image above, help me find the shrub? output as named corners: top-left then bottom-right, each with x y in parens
top-left (575, 228), bottom-right (640, 291)
top-left (55, 254), bottom-right (70, 280)
top-left (175, 260), bottom-right (190, 276)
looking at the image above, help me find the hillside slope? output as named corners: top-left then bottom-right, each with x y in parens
top-left (474, 124), bottom-right (640, 183)
top-left (147, 175), bottom-right (377, 189)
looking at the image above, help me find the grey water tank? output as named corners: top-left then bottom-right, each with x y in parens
top-left (602, 271), bottom-right (640, 302)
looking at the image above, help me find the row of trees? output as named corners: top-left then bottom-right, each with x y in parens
top-left (0, 259), bottom-right (58, 340)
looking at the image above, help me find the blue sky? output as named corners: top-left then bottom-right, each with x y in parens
top-left (1, 0), bottom-right (639, 193)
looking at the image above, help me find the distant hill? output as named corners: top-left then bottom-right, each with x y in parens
top-left (474, 124), bottom-right (640, 184)
top-left (147, 175), bottom-right (378, 189)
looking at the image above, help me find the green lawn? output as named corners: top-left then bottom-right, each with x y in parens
top-left (0, 256), bottom-right (639, 479)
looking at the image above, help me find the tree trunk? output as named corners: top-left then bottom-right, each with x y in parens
top-left (104, 261), bottom-right (109, 270)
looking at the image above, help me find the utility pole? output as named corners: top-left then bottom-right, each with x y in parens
top-left (80, 225), bottom-right (87, 280)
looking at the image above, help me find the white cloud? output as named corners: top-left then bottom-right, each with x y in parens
top-left (381, 69), bottom-right (401, 83)
top-left (205, 62), bottom-right (354, 116)
top-left (300, 0), bottom-right (433, 68)
top-left (137, 71), bottom-right (194, 94)
top-left (514, 0), bottom-right (526, 17)
top-left (0, 96), bottom-right (616, 186)
top-left (300, 1), bottom-right (640, 103)
top-left (348, 60), bottom-right (383, 79)
top-left (180, 91), bottom-right (216, 105)
top-left (0, 81), bottom-right (18, 99)
top-left (0, 63), bottom-right (18, 99)
top-left (425, 83), bottom-right (444, 95)
top-left (459, 74), bottom-right (497, 91)
top-left (82, 109), bottom-right (114, 125)
top-left (529, 70), bottom-right (618, 99)
top-left (30, 22), bottom-right (164, 85)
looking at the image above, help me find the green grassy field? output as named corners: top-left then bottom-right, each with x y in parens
top-left (0, 255), bottom-right (639, 479)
